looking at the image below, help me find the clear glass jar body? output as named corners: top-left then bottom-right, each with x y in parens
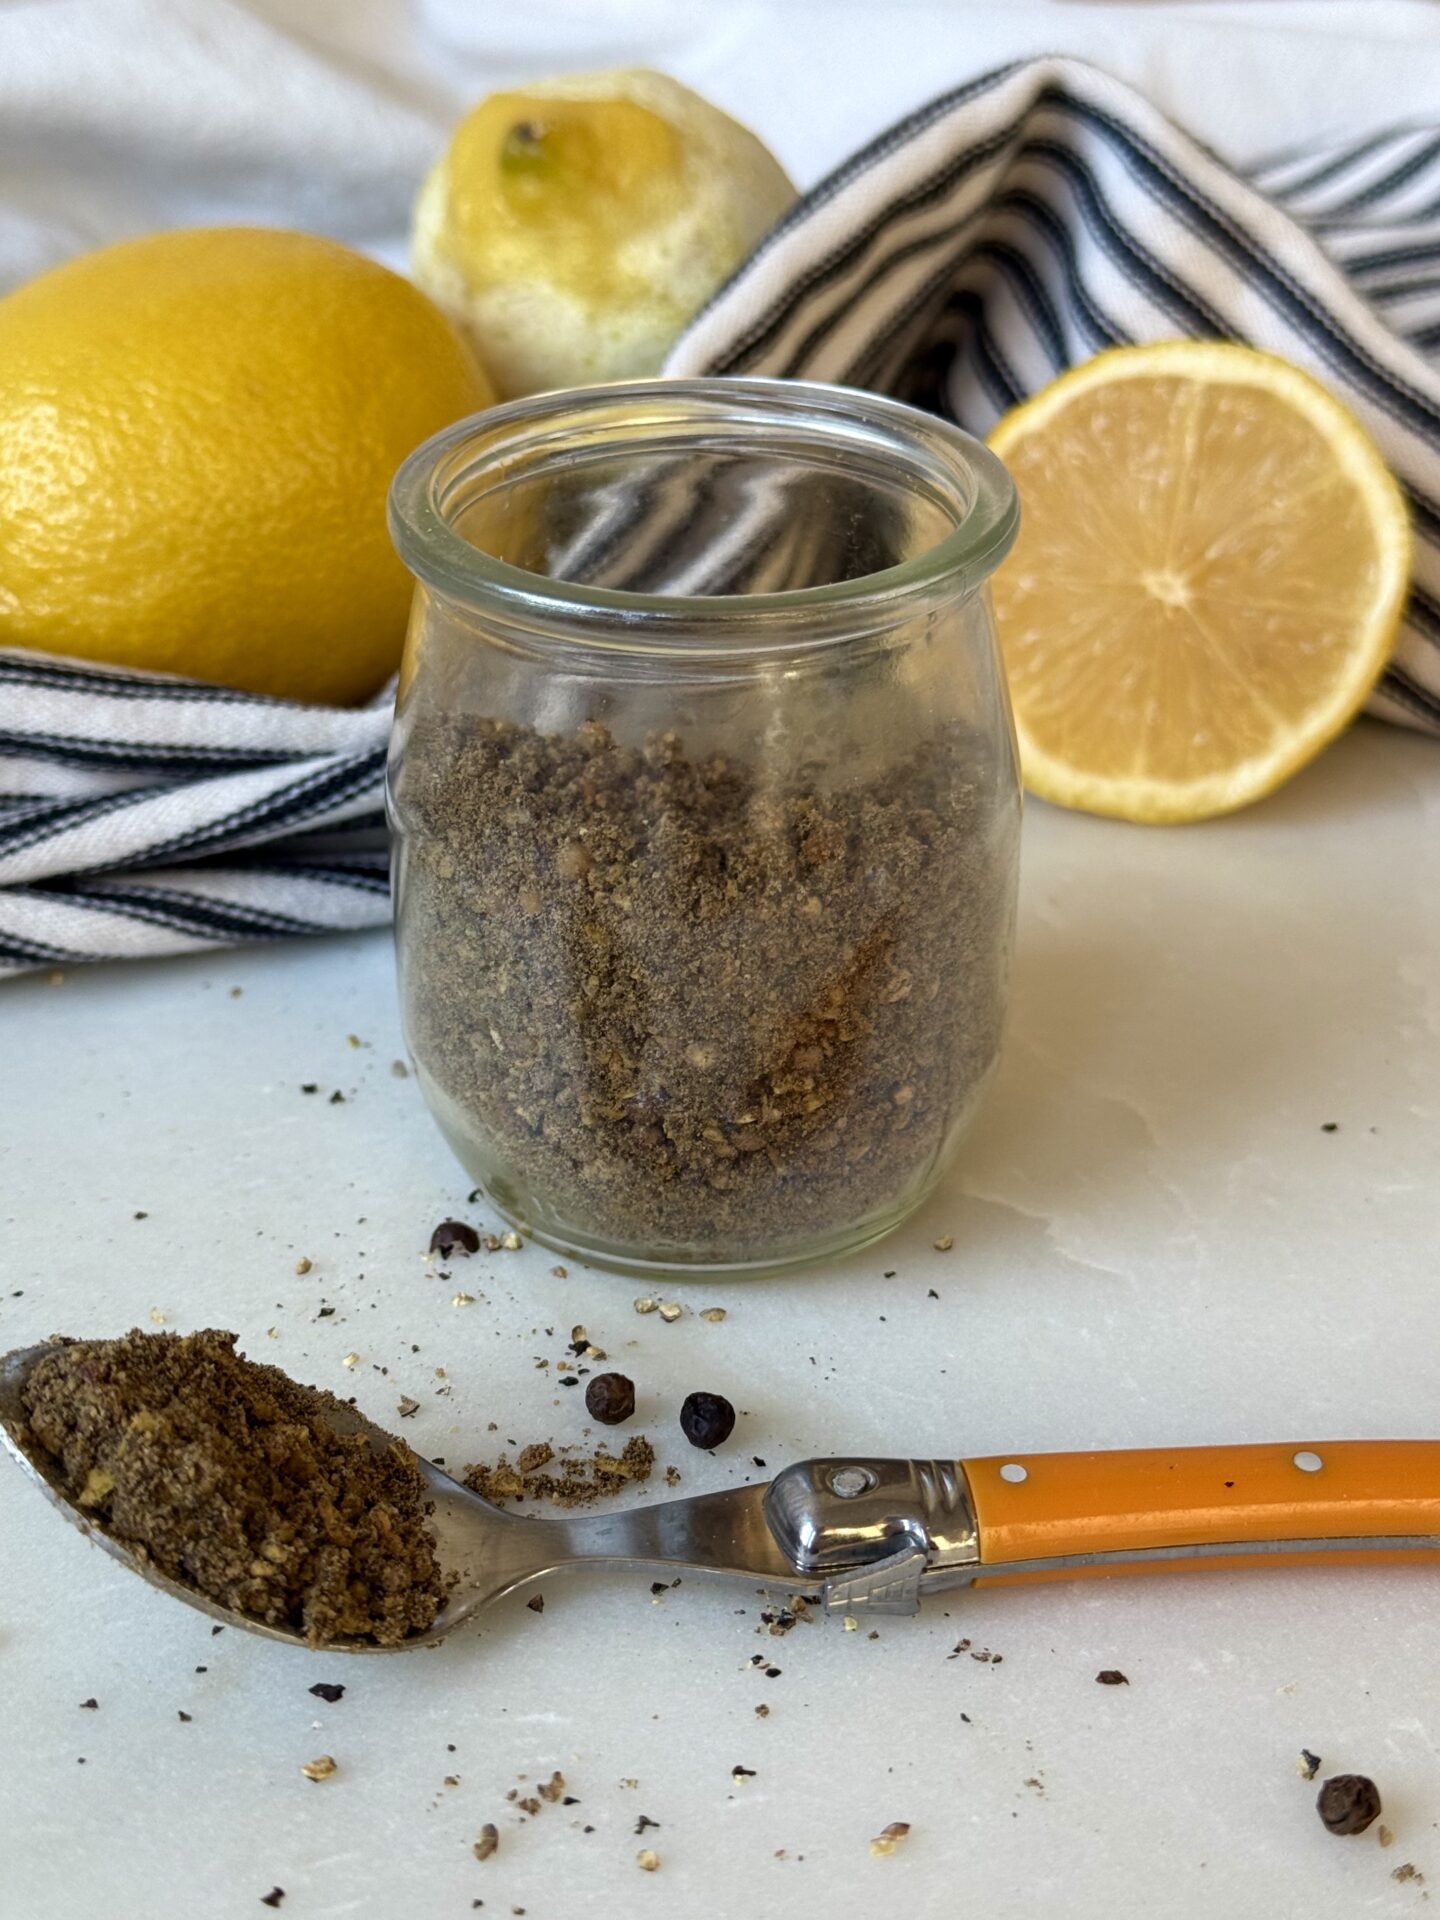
top-left (388, 379), bottom-right (1020, 1277)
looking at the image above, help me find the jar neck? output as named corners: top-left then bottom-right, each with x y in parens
top-left (389, 377), bottom-right (1018, 670)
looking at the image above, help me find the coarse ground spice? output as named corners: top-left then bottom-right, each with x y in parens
top-left (21, 1330), bottom-right (448, 1646)
top-left (396, 716), bottom-right (1013, 1261)
top-left (464, 1434), bottom-right (654, 1508)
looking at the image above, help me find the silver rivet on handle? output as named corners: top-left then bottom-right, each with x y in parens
top-left (830, 1465), bottom-right (877, 1498)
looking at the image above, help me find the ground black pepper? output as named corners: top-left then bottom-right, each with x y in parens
top-left (21, 1330), bottom-right (448, 1646)
top-left (395, 716), bottom-right (1012, 1262)
top-left (463, 1434), bottom-right (654, 1507)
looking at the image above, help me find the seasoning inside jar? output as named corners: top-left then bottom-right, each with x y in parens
top-left (389, 378), bottom-right (1021, 1273)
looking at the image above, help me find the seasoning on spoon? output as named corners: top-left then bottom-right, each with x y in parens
top-left (19, 1329), bottom-right (449, 1646)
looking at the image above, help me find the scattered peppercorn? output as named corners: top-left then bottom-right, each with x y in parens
top-left (680, 1391), bottom-right (736, 1451)
top-left (473, 1824), bottom-right (499, 1862)
top-left (1317, 1774), bottom-right (1381, 1836)
top-left (1095, 1670), bottom-right (1129, 1686)
top-left (260, 1891), bottom-right (285, 1909)
top-left (1298, 1750), bottom-right (1322, 1780)
top-left (308, 1683), bottom-right (345, 1704)
top-left (585, 1372), bottom-right (636, 1426)
top-left (79, 1698), bottom-right (98, 1710)
top-left (430, 1221), bottom-right (480, 1258)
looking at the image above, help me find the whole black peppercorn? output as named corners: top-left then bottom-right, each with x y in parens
top-left (680, 1391), bottom-right (736, 1451)
top-left (429, 1220), bottom-right (480, 1257)
top-left (1316, 1774), bottom-right (1382, 1836)
top-left (584, 1372), bottom-right (635, 1425)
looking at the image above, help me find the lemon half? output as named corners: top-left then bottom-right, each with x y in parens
top-left (987, 341), bottom-right (1412, 822)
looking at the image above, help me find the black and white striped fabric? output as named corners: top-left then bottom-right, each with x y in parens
top-left (670, 58), bottom-right (1440, 735)
top-left (4, 55), bottom-right (1438, 976)
top-left (0, 654), bottom-right (392, 971)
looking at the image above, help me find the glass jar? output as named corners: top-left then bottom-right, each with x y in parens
top-left (388, 378), bottom-right (1020, 1277)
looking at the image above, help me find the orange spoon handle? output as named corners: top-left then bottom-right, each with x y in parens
top-left (962, 1440), bottom-right (1440, 1587)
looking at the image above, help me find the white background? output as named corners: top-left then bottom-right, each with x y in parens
top-left (5, 0), bottom-right (1440, 287)
top-left (4, 6), bottom-right (1440, 1919)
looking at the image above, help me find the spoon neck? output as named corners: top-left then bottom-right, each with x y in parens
top-left (542, 1484), bottom-right (813, 1591)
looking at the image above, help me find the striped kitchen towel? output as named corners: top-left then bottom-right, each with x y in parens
top-left (4, 55), bottom-right (1439, 975)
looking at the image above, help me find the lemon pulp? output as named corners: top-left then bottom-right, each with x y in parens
top-left (987, 341), bottom-right (1411, 822)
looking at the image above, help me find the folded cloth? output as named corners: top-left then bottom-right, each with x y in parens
top-left (3, 55), bottom-right (1438, 975)
top-left (0, 653), bottom-right (392, 970)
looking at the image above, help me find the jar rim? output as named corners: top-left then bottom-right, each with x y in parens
top-left (388, 376), bottom-right (1019, 653)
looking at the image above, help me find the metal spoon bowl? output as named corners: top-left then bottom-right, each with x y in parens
top-left (0, 1341), bottom-right (862, 1651)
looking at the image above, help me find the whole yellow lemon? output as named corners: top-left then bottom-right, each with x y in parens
top-left (412, 69), bottom-right (795, 398)
top-left (0, 228), bottom-right (494, 704)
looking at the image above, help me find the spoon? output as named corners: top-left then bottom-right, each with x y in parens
top-left (5, 1340), bottom-right (1440, 1650)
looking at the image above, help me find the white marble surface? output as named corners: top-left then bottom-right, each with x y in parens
top-left (4, 719), bottom-right (1438, 1920)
